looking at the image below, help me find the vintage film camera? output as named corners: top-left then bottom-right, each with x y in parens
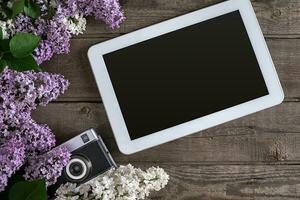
top-left (48, 129), bottom-right (116, 196)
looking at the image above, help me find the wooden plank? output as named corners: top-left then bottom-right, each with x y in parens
top-left (42, 38), bottom-right (300, 101)
top-left (32, 101), bottom-right (300, 162)
top-left (81, 0), bottom-right (300, 37)
top-left (133, 164), bottom-right (300, 200)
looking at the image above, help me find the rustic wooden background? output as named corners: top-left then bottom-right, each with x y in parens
top-left (32, 0), bottom-right (300, 199)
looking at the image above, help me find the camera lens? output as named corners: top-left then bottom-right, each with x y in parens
top-left (69, 162), bottom-right (84, 176)
top-left (65, 155), bottom-right (91, 182)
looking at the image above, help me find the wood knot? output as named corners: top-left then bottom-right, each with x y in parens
top-left (272, 9), bottom-right (282, 18)
top-left (80, 106), bottom-right (91, 114)
top-left (268, 140), bottom-right (288, 161)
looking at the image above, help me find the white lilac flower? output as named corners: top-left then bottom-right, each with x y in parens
top-left (64, 13), bottom-right (87, 35)
top-left (78, 184), bottom-right (91, 198)
top-left (55, 164), bottom-right (169, 200)
top-left (6, 1), bottom-right (12, 8)
top-left (49, 0), bottom-right (58, 8)
top-left (55, 183), bottom-right (80, 200)
top-left (0, 21), bottom-right (6, 38)
top-left (0, 19), bottom-right (15, 39)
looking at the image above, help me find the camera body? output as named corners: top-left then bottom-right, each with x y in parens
top-left (48, 129), bottom-right (116, 196)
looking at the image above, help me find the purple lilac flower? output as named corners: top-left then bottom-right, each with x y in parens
top-left (0, 120), bottom-right (54, 154)
top-left (18, 120), bottom-right (56, 155)
top-left (35, 18), bottom-right (48, 36)
top-left (66, 0), bottom-right (125, 29)
top-left (12, 0), bottom-right (125, 64)
top-left (92, 0), bottom-right (126, 29)
top-left (0, 68), bottom-right (68, 151)
top-left (0, 117), bottom-right (55, 155)
top-left (0, 68), bottom-right (36, 114)
top-left (0, 68), bottom-right (69, 113)
top-left (0, 138), bottom-right (26, 192)
top-left (14, 14), bottom-right (35, 33)
top-left (0, 111), bottom-right (27, 141)
top-left (24, 147), bottom-right (71, 186)
top-left (25, 69), bottom-right (70, 106)
top-left (0, 68), bottom-right (70, 189)
top-left (34, 40), bottom-right (54, 64)
top-left (47, 19), bottom-right (71, 54)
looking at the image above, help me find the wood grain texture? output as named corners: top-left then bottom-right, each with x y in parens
top-left (42, 38), bottom-right (300, 101)
top-left (139, 164), bottom-right (300, 200)
top-left (82, 0), bottom-right (300, 37)
top-left (33, 0), bottom-right (300, 199)
top-left (32, 101), bottom-right (300, 163)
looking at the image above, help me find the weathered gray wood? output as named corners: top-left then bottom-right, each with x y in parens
top-left (81, 0), bottom-right (300, 37)
top-left (32, 101), bottom-right (300, 162)
top-left (135, 164), bottom-right (300, 200)
top-left (42, 38), bottom-right (300, 101)
top-left (34, 0), bottom-right (300, 198)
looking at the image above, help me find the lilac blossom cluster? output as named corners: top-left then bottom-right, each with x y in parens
top-left (24, 146), bottom-right (71, 186)
top-left (12, 0), bottom-right (125, 64)
top-left (0, 68), bottom-right (70, 191)
top-left (0, 138), bottom-right (25, 191)
top-left (67, 0), bottom-right (125, 29)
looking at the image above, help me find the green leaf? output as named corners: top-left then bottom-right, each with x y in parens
top-left (4, 54), bottom-right (41, 71)
top-left (0, 27), bottom-right (3, 40)
top-left (24, 0), bottom-right (41, 19)
top-left (0, 39), bottom-right (10, 53)
top-left (0, 172), bottom-right (25, 200)
top-left (0, 59), bottom-right (7, 71)
top-left (0, 5), bottom-right (13, 19)
top-left (12, 0), bottom-right (25, 18)
top-left (9, 179), bottom-right (46, 200)
top-left (9, 33), bottom-right (40, 58)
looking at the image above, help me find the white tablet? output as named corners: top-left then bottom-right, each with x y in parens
top-left (88, 0), bottom-right (284, 154)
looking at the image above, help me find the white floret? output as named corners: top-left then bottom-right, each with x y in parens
top-left (64, 13), bottom-right (87, 35)
top-left (0, 19), bottom-right (15, 39)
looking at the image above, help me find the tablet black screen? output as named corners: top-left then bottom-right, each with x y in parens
top-left (103, 11), bottom-right (269, 140)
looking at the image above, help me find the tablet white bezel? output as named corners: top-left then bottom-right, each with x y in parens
top-left (88, 0), bottom-right (284, 154)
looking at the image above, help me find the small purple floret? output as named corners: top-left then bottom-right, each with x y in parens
top-left (0, 138), bottom-right (26, 192)
top-left (24, 147), bottom-right (71, 186)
